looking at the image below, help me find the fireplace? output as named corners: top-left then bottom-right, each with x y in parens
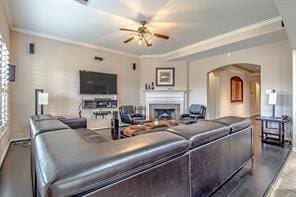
top-left (149, 104), bottom-right (180, 120)
top-left (144, 90), bottom-right (187, 121)
top-left (154, 109), bottom-right (175, 120)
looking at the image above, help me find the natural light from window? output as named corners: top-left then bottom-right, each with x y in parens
top-left (0, 35), bottom-right (9, 132)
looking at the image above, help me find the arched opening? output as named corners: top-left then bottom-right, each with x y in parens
top-left (207, 63), bottom-right (261, 119)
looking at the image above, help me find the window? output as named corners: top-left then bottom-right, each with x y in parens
top-left (0, 35), bottom-right (9, 132)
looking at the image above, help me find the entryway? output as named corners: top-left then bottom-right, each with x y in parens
top-left (207, 63), bottom-right (261, 119)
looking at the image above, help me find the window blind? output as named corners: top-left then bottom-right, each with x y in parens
top-left (0, 35), bottom-right (9, 132)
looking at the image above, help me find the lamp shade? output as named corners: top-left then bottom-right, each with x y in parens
top-left (38, 93), bottom-right (48, 105)
top-left (268, 92), bottom-right (277, 105)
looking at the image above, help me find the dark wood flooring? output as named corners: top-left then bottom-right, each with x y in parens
top-left (0, 119), bottom-right (290, 197)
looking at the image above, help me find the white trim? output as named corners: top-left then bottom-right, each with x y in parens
top-left (163, 16), bottom-right (282, 57)
top-left (139, 16), bottom-right (283, 59)
top-left (2, 0), bottom-right (12, 29)
top-left (12, 27), bottom-right (139, 58)
top-left (0, 127), bottom-right (10, 169)
top-left (10, 137), bottom-right (31, 142)
top-left (292, 50), bottom-right (296, 151)
top-left (0, 140), bottom-right (10, 168)
top-left (7, 16), bottom-right (282, 60)
top-left (144, 90), bottom-right (187, 120)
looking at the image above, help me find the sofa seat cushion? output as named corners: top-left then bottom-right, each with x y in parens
top-left (30, 114), bottom-right (55, 122)
top-left (34, 130), bottom-right (189, 196)
top-left (167, 120), bottom-right (230, 148)
top-left (213, 116), bottom-right (251, 133)
top-left (30, 119), bottom-right (70, 138)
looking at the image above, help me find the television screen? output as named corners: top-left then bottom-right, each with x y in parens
top-left (79, 71), bottom-right (117, 94)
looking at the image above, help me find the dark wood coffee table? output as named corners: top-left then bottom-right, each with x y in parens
top-left (91, 121), bottom-right (182, 141)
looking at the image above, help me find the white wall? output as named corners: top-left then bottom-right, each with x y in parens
top-left (207, 72), bottom-right (220, 119)
top-left (139, 57), bottom-right (188, 105)
top-left (189, 40), bottom-right (292, 120)
top-left (10, 31), bottom-right (140, 135)
top-left (207, 69), bottom-right (260, 119)
top-left (218, 70), bottom-right (251, 118)
top-left (293, 50), bottom-right (296, 151)
top-left (0, 0), bottom-right (11, 165)
top-left (0, 2), bottom-right (10, 47)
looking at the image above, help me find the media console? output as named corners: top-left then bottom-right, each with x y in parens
top-left (83, 98), bottom-right (117, 109)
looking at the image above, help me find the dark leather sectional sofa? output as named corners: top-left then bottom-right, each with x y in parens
top-left (30, 115), bottom-right (253, 197)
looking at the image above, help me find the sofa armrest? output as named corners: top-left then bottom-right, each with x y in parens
top-left (121, 114), bottom-right (132, 124)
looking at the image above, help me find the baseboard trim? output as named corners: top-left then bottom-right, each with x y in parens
top-left (10, 137), bottom-right (31, 143)
top-left (0, 140), bottom-right (11, 169)
top-left (0, 137), bottom-right (31, 169)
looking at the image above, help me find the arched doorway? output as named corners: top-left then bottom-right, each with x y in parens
top-left (207, 63), bottom-right (261, 119)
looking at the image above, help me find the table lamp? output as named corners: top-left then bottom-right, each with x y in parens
top-left (268, 90), bottom-right (277, 118)
top-left (35, 89), bottom-right (48, 115)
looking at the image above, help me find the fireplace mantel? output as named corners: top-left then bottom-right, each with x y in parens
top-left (144, 90), bottom-right (188, 120)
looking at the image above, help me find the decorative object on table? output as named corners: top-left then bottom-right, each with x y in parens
top-left (145, 83), bottom-right (148, 90)
top-left (111, 111), bottom-right (119, 130)
top-left (123, 125), bottom-right (146, 137)
top-left (35, 89), bottom-right (48, 115)
top-left (230, 76), bottom-right (243, 103)
top-left (267, 89), bottom-right (277, 118)
top-left (180, 104), bottom-right (206, 124)
top-left (151, 82), bottom-right (155, 90)
top-left (156, 67), bottom-right (175, 86)
top-left (143, 121), bottom-right (168, 129)
top-left (148, 84), bottom-right (151, 89)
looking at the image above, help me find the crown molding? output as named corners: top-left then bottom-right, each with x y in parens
top-left (9, 14), bottom-right (282, 61)
top-left (11, 27), bottom-right (139, 58)
top-left (2, 0), bottom-right (13, 29)
top-left (139, 16), bottom-right (283, 60)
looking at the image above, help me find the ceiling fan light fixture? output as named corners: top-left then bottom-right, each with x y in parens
top-left (120, 20), bottom-right (169, 47)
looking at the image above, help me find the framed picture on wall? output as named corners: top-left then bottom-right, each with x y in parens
top-left (230, 76), bottom-right (243, 102)
top-left (156, 67), bottom-right (175, 86)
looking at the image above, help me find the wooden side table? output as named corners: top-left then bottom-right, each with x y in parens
top-left (256, 116), bottom-right (289, 147)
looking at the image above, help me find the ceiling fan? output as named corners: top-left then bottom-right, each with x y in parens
top-left (120, 21), bottom-right (169, 47)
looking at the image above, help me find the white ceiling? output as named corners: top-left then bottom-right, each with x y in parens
top-left (6, 0), bottom-right (280, 56)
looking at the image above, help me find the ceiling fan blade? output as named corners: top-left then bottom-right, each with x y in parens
top-left (123, 37), bottom-right (134, 43)
top-left (120, 28), bottom-right (139, 33)
top-left (153, 33), bottom-right (169, 40)
top-left (144, 38), bottom-right (152, 47)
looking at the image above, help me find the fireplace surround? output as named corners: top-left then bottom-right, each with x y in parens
top-left (144, 90), bottom-right (187, 120)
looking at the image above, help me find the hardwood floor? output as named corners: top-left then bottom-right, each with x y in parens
top-left (0, 119), bottom-right (290, 197)
top-left (0, 141), bottom-right (32, 197)
top-left (213, 119), bottom-right (290, 196)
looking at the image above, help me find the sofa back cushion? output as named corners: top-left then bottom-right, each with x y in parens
top-left (30, 119), bottom-right (70, 138)
top-left (30, 114), bottom-right (55, 122)
top-left (167, 120), bottom-right (230, 148)
top-left (213, 116), bottom-right (251, 133)
top-left (34, 130), bottom-right (189, 196)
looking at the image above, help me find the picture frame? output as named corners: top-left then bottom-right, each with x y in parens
top-left (230, 76), bottom-right (243, 103)
top-left (156, 67), bottom-right (175, 86)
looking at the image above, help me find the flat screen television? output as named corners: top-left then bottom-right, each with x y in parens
top-left (79, 71), bottom-right (117, 94)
